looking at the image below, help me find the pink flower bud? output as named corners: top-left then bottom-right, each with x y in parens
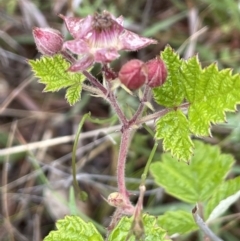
top-left (32, 27), bottom-right (64, 56)
top-left (145, 57), bottom-right (167, 88)
top-left (118, 59), bottom-right (147, 90)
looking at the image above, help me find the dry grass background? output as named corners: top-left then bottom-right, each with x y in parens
top-left (0, 0), bottom-right (240, 240)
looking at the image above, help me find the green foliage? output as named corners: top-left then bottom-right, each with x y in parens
top-left (43, 215), bottom-right (104, 241)
top-left (153, 46), bottom-right (184, 107)
top-left (158, 210), bottom-right (197, 235)
top-left (150, 140), bottom-right (240, 236)
top-left (206, 176), bottom-right (240, 221)
top-left (29, 55), bottom-right (84, 105)
top-left (150, 141), bottom-right (234, 203)
top-left (29, 45), bottom-right (240, 240)
top-left (187, 63), bottom-right (240, 136)
top-left (108, 214), bottom-right (169, 241)
top-left (155, 110), bottom-right (193, 161)
top-left (153, 45), bottom-right (240, 161)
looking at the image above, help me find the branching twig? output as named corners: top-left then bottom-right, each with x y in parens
top-left (136, 102), bottom-right (190, 126)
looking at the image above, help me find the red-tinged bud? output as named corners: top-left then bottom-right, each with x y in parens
top-left (32, 27), bottom-right (64, 56)
top-left (145, 57), bottom-right (167, 88)
top-left (118, 59), bottom-right (147, 90)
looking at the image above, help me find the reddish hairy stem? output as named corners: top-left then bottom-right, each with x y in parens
top-left (102, 66), bottom-right (128, 126)
top-left (116, 86), bottom-right (152, 200)
top-left (82, 70), bottom-right (108, 96)
top-left (60, 50), bottom-right (76, 63)
top-left (83, 67), bottom-right (128, 126)
top-left (61, 50), bottom-right (108, 96)
top-left (117, 128), bottom-right (131, 200)
top-left (108, 89), bottom-right (128, 126)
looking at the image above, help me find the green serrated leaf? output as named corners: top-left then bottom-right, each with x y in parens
top-left (66, 83), bottom-right (82, 105)
top-left (153, 45), bottom-right (184, 107)
top-left (29, 55), bottom-right (84, 92)
top-left (150, 141), bottom-right (234, 203)
top-left (157, 210), bottom-right (198, 235)
top-left (44, 215), bottom-right (104, 241)
top-left (187, 63), bottom-right (240, 136)
top-left (108, 214), bottom-right (169, 241)
top-left (180, 55), bottom-right (202, 103)
top-left (155, 110), bottom-right (193, 162)
top-left (206, 176), bottom-right (240, 222)
top-left (153, 46), bottom-right (240, 138)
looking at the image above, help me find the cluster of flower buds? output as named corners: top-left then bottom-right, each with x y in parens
top-left (118, 57), bottom-right (167, 90)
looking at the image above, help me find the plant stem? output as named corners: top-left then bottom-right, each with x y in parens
top-left (136, 102), bottom-right (190, 125)
top-left (82, 70), bottom-right (108, 96)
top-left (108, 88), bottom-right (128, 126)
top-left (117, 128), bottom-right (131, 200)
top-left (141, 142), bottom-right (158, 186)
top-left (82, 83), bottom-right (103, 96)
top-left (61, 50), bottom-right (108, 96)
top-left (129, 85), bottom-right (151, 125)
top-left (192, 206), bottom-right (223, 241)
top-left (102, 65), bottom-right (128, 126)
top-left (72, 113), bottom-right (90, 199)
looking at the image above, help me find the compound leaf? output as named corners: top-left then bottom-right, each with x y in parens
top-left (29, 55), bottom-right (84, 105)
top-left (155, 110), bottom-right (193, 162)
top-left (153, 45), bottom-right (184, 107)
top-left (44, 215), bottom-right (104, 241)
top-left (150, 141), bottom-right (234, 203)
top-left (108, 214), bottom-right (169, 241)
top-left (157, 210), bottom-right (197, 235)
top-left (152, 46), bottom-right (240, 160)
top-left (206, 176), bottom-right (240, 222)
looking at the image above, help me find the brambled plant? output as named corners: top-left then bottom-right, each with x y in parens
top-left (29, 10), bottom-right (240, 241)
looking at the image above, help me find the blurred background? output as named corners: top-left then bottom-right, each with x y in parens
top-left (0, 0), bottom-right (240, 240)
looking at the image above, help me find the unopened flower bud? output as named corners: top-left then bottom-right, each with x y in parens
top-left (32, 27), bottom-right (64, 56)
top-left (107, 192), bottom-right (124, 207)
top-left (118, 59), bottom-right (147, 90)
top-left (145, 57), bottom-right (167, 88)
